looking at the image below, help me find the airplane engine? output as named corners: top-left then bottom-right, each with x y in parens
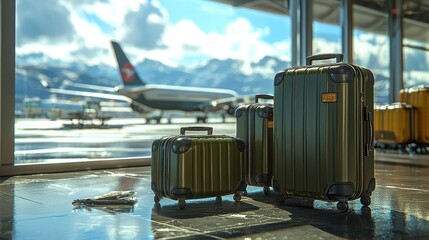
top-left (130, 101), bottom-right (152, 114)
top-left (226, 106), bottom-right (238, 116)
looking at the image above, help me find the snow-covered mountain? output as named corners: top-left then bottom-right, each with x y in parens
top-left (15, 52), bottom-right (427, 112)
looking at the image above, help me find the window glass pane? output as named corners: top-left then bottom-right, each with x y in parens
top-left (354, 29), bottom-right (389, 105)
top-left (353, 7), bottom-right (389, 105)
top-left (312, 0), bottom-right (341, 56)
top-left (313, 21), bottom-right (341, 56)
top-left (403, 17), bottom-right (429, 88)
top-left (15, 0), bottom-right (289, 164)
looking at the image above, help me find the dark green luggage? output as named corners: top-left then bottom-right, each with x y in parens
top-left (272, 54), bottom-right (376, 212)
top-left (151, 127), bottom-right (246, 209)
top-left (236, 94), bottom-right (274, 195)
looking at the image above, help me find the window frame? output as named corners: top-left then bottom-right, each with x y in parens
top-left (0, 0), bottom-right (149, 177)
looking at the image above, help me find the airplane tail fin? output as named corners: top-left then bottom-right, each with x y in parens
top-left (111, 41), bottom-right (145, 86)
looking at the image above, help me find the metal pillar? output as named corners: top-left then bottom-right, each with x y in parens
top-left (0, 0), bottom-right (16, 166)
top-left (388, 0), bottom-right (404, 103)
top-left (300, 0), bottom-right (312, 66)
top-left (291, 0), bottom-right (299, 67)
top-left (340, 0), bottom-right (353, 63)
top-left (290, 0), bottom-right (313, 67)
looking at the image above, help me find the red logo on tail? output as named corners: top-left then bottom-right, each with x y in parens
top-left (121, 63), bottom-right (135, 83)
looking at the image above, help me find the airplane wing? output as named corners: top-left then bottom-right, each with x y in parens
top-left (48, 88), bottom-right (132, 103)
top-left (46, 86), bottom-right (154, 115)
top-left (67, 83), bottom-right (117, 93)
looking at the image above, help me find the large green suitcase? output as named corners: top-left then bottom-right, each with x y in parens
top-left (151, 127), bottom-right (247, 209)
top-left (236, 94), bottom-right (274, 195)
top-left (272, 54), bottom-right (376, 212)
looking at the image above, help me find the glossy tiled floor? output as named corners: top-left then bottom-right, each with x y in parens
top-left (0, 159), bottom-right (428, 239)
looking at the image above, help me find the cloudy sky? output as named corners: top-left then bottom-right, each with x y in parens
top-left (15, 0), bottom-right (407, 76)
top-left (16, 0), bottom-right (292, 68)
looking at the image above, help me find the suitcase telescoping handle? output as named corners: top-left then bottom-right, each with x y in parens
top-left (306, 53), bottom-right (343, 65)
top-left (255, 94), bottom-right (274, 103)
top-left (368, 111), bottom-right (374, 151)
top-left (364, 109), bottom-right (374, 156)
top-left (180, 127), bottom-right (213, 135)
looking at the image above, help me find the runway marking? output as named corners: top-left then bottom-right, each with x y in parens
top-left (377, 185), bottom-right (429, 192)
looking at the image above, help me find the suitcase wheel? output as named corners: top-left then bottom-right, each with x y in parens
top-left (263, 186), bottom-right (270, 196)
top-left (178, 199), bottom-right (186, 210)
top-left (233, 193), bottom-right (241, 202)
top-left (154, 195), bottom-right (160, 203)
top-left (216, 196), bottom-right (222, 204)
top-left (337, 201), bottom-right (349, 213)
top-left (360, 195), bottom-right (371, 207)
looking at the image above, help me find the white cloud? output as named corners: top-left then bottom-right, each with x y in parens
top-left (17, 42), bottom-right (79, 64)
top-left (147, 17), bottom-right (289, 72)
top-left (20, 0), bottom-right (394, 77)
top-left (313, 38), bottom-right (341, 56)
top-left (16, 0), bottom-right (289, 71)
top-left (353, 32), bottom-right (389, 70)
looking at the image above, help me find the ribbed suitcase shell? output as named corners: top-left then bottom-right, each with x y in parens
top-left (400, 86), bottom-right (429, 144)
top-left (272, 54), bottom-right (376, 212)
top-left (235, 94), bottom-right (274, 195)
top-left (151, 127), bottom-right (246, 209)
top-left (374, 103), bottom-right (416, 144)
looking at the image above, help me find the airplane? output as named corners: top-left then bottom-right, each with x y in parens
top-left (110, 41), bottom-right (247, 123)
top-left (40, 41), bottom-right (255, 124)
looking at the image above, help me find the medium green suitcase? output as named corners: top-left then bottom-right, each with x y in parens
top-left (236, 94), bottom-right (274, 195)
top-left (151, 127), bottom-right (246, 209)
top-left (272, 54), bottom-right (376, 212)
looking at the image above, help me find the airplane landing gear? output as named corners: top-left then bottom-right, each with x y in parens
top-left (196, 116), bottom-right (207, 123)
top-left (145, 111), bottom-right (164, 124)
top-left (145, 116), bottom-right (162, 124)
top-left (221, 113), bottom-right (226, 123)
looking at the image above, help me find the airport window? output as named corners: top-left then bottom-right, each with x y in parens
top-left (312, 1), bottom-right (341, 56)
top-left (353, 6), bottom-right (390, 105)
top-left (9, 1), bottom-right (423, 173)
top-left (12, 0), bottom-right (290, 170)
top-left (404, 44), bottom-right (429, 88)
top-left (354, 29), bottom-right (390, 104)
top-left (313, 21), bottom-right (341, 56)
top-left (403, 20), bottom-right (429, 88)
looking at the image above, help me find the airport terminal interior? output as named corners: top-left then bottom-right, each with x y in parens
top-left (1, 0), bottom-right (429, 239)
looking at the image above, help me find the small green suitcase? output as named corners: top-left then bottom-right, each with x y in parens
top-left (236, 94), bottom-right (274, 195)
top-left (151, 127), bottom-right (246, 209)
top-left (272, 54), bottom-right (376, 212)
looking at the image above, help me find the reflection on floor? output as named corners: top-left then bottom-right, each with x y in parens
top-left (0, 157), bottom-right (428, 239)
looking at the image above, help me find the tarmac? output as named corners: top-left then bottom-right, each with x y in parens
top-left (0, 118), bottom-right (427, 239)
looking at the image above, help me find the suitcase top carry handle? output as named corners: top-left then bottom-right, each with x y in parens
top-left (306, 53), bottom-right (343, 65)
top-left (180, 127), bottom-right (213, 135)
top-left (255, 94), bottom-right (274, 103)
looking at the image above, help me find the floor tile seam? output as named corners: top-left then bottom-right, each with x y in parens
top-left (2, 175), bottom-right (123, 185)
top-left (141, 217), bottom-right (225, 240)
top-left (0, 190), bottom-right (44, 205)
top-left (185, 214), bottom-right (296, 235)
top-left (375, 159), bottom-right (429, 168)
top-left (377, 185), bottom-right (429, 192)
top-left (216, 209), bottom-right (290, 223)
top-left (184, 218), bottom-right (303, 239)
top-left (11, 213), bottom-right (70, 223)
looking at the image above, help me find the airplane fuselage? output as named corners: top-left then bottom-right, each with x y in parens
top-left (115, 84), bottom-right (238, 112)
